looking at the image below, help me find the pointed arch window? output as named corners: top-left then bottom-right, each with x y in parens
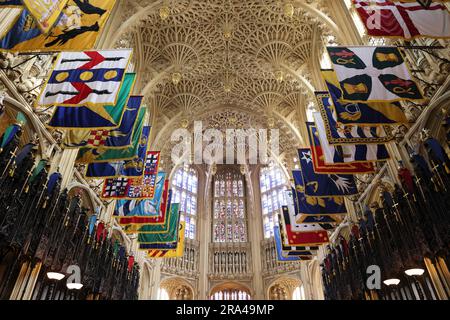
top-left (292, 285), bottom-right (306, 300)
top-left (260, 165), bottom-right (288, 239)
top-left (172, 165), bottom-right (198, 240)
top-left (212, 168), bottom-right (247, 243)
top-left (157, 288), bottom-right (169, 300)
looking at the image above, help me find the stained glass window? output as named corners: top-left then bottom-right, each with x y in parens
top-left (171, 165), bottom-right (198, 240)
top-left (212, 167), bottom-right (248, 243)
top-left (260, 165), bottom-right (288, 239)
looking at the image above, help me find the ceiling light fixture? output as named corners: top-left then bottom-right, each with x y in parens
top-left (405, 268), bottom-right (425, 277)
top-left (47, 272), bottom-right (65, 281)
top-left (383, 278), bottom-right (401, 286)
top-left (67, 283), bottom-right (84, 290)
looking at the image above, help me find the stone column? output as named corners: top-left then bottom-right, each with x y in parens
top-left (301, 258), bottom-right (324, 300)
top-left (150, 260), bottom-right (162, 299)
top-left (325, 0), bottom-right (364, 45)
top-left (96, 0), bottom-right (122, 49)
top-left (248, 166), bottom-right (264, 299)
top-left (101, 200), bottom-right (115, 223)
top-left (309, 25), bottom-right (327, 92)
top-left (58, 149), bottom-right (79, 189)
top-left (299, 262), bottom-right (313, 300)
top-left (197, 166), bottom-right (211, 299)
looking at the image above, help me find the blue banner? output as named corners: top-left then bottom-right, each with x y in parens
top-left (85, 126), bottom-right (150, 178)
top-left (298, 149), bottom-right (358, 197)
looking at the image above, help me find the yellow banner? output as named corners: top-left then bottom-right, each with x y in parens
top-left (7, 0), bottom-right (116, 51)
top-left (22, 0), bottom-right (69, 33)
top-left (146, 222), bottom-right (186, 259)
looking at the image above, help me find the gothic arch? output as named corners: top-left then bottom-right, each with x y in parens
top-left (167, 162), bottom-right (202, 188)
top-left (266, 276), bottom-right (302, 300)
top-left (210, 281), bottom-right (252, 299)
top-left (140, 66), bottom-right (175, 97)
top-left (404, 79), bottom-right (450, 147)
top-left (308, 258), bottom-right (324, 300)
top-left (139, 263), bottom-right (153, 300)
top-left (152, 105), bottom-right (300, 181)
top-left (108, 1), bottom-right (165, 48)
top-left (111, 226), bottom-right (132, 251)
top-left (108, 1), bottom-right (342, 50)
top-left (160, 276), bottom-right (195, 300)
top-left (152, 105), bottom-right (303, 151)
top-left (150, 111), bottom-right (183, 151)
top-left (292, 0), bottom-right (341, 37)
top-left (3, 96), bottom-right (53, 158)
top-left (66, 183), bottom-right (104, 214)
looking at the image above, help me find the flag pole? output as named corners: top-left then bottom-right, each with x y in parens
top-left (17, 52), bottom-right (55, 56)
top-left (398, 45), bottom-right (445, 50)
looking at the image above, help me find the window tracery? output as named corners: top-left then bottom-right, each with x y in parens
top-left (172, 165), bottom-right (198, 240)
top-left (213, 168), bottom-right (247, 243)
top-left (260, 165), bottom-right (288, 239)
top-left (210, 289), bottom-right (251, 300)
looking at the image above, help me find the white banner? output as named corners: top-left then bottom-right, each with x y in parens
top-left (37, 49), bottom-right (133, 107)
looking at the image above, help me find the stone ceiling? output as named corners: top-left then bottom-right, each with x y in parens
top-left (114, 0), bottom-right (335, 172)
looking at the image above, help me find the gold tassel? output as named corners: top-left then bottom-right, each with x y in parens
top-left (42, 196), bottom-right (49, 209)
top-left (9, 164), bottom-right (16, 177)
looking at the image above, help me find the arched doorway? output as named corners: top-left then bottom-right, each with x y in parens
top-left (209, 282), bottom-right (251, 300)
top-left (159, 277), bottom-right (195, 300)
top-left (267, 277), bottom-right (303, 300)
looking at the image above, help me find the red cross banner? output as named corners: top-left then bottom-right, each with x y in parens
top-left (353, 0), bottom-right (450, 39)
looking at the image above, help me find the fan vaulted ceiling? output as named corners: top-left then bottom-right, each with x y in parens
top-left (113, 0), bottom-right (335, 171)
